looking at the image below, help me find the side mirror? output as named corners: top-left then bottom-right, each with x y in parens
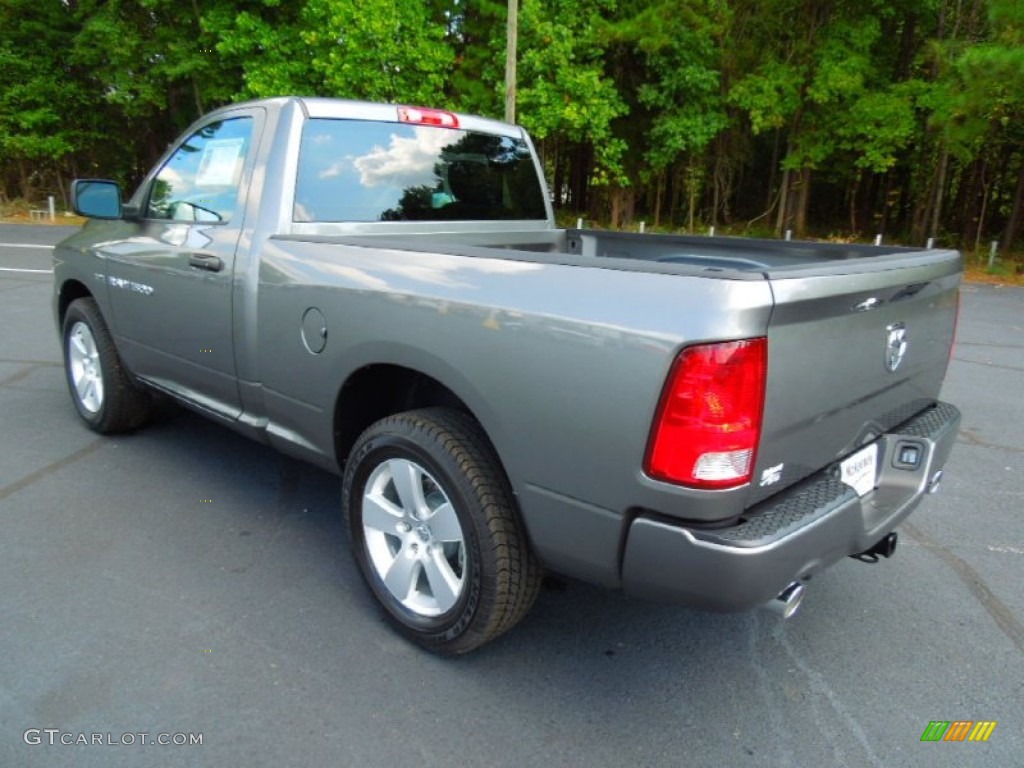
top-left (71, 179), bottom-right (125, 220)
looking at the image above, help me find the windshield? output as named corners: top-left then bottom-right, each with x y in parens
top-left (294, 118), bottom-right (547, 223)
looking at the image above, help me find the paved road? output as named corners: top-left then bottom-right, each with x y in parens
top-left (1, 224), bottom-right (1021, 767)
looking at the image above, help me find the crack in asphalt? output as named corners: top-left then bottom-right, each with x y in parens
top-left (0, 439), bottom-right (104, 502)
top-left (0, 363), bottom-right (45, 388)
top-left (0, 360), bottom-right (60, 389)
top-left (771, 620), bottom-right (884, 768)
top-left (956, 341), bottom-right (1024, 350)
top-left (903, 521), bottom-right (1024, 656)
top-left (957, 426), bottom-right (1024, 454)
top-left (0, 358), bottom-right (60, 366)
top-left (951, 356), bottom-right (1024, 374)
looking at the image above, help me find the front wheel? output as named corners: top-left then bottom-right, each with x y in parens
top-left (342, 408), bottom-right (542, 654)
top-left (62, 297), bottom-right (152, 433)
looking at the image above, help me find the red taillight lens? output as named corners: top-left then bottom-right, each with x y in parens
top-left (645, 338), bottom-right (767, 489)
top-left (397, 106), bottom-right (459, 128)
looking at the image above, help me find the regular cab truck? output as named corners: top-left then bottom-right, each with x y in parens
top-left (54, 97), bottom-right (961, 654)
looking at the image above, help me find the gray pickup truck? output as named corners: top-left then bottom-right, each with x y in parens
top-left (54, 97), bottom-right (961, 654)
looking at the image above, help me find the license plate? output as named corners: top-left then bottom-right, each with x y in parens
top-left (841, 443), bottom-right (878, 497)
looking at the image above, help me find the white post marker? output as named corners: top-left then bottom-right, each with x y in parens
top-left (989, 241), bottom-right (998, 268)
top-left (48, 196), bottom-right (56, 221)
top-left (875, 234), bottom-right (883, 245)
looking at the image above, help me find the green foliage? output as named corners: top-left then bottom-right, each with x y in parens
top-left (302, 0), bottom-right (454, 104)
top-left (839, 87), bottom-right (917, 172)
top-left (516, 0), bottom-right (627, 184)
top-left (610, 0), bottom-right (730, 173)
top-left (0, 0), bottom-right (1020, 249)
top-left (0, 2), bottom-right (80, 167)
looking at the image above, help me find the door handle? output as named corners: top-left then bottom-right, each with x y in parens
top-left (189, 254), bottom-right (224, 272)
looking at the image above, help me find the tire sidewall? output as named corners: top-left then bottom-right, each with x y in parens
top-left (344, 427), bottom-right (486, 646)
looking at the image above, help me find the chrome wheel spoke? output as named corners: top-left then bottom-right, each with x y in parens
top-left (75, 374), bottom-right (92, 401)
top-left (71, 332), bottom-right (89, 358)
top-left (423, 549), bottom-right (461, 613)
top-left (428, 502), bottom-right (462, 543)
top-left (362, 492), bottom-right (402, 534)
top-left (388, 459), bottom-right (428, 518)
top-left (383, 552), bottom-right (419, 601)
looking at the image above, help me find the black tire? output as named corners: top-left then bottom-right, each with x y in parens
top-left (342, 408), bottom-right (542, 654)
top-left (62, 297), bottom-right (153, 433)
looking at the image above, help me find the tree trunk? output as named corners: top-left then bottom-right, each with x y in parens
top-left (929, 143), bottom-right (950, 241)
top-left (849, 170), bottom-right (861, 234)
top-left (622, 186), bottom-right (636, 229)
top-left (880, 172), bottom-right (895, 236)
top-left (1002, 158), bottom-right (1024, 250)
top-left (552, 139), bottom-right (564, 208)
top-left (774, 166), bottom-right (791, 236)
top-left (711, 164), bottom-right (720, 228)
top-left (794, 168), bottom-right (811, 237)
top-left (669, 163), bottom-right (683, 229)
top-left (686, 159), bottom-right (700, 233)
top-left (18, 160), bottom-right (32, 202)
top-left (55, 163), bottom-right (68, 210)
top-left (766, 129), bottom-right (781, 215)
top-left (974, 173), bottom-right (990, 253)
top-left (653, 170), bottom-right (665, 228)
top-left (910, 137), bottom-right (936, 242)
top-left (610, 189), bottom-right (622, 230)
top-left (572, 143), bottom-right (590, 214)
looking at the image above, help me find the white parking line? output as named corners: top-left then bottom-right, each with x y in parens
top-left (0, 243), bottom-right (55, 249)
top-left (0, 267), bottom-right (53, 274)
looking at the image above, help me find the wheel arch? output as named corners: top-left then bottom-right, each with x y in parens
top-left (57, 279), bottom-right (94, 327)
top-left (332, 364), bottom-right (512, 486)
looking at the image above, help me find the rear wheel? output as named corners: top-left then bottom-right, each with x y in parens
top-left (62, 298), bottom-right (152, 433)
top-left (343, 408), bottom-right (541, 654)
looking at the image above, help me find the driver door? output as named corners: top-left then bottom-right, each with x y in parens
top-left (104, 109), bottom-right (262, 419)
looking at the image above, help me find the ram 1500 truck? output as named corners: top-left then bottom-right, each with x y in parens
top-left (54, 97), bottom-right (961, 654)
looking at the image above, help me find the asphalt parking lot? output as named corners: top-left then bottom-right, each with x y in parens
top-left (1, 223), bottom-right (1021, 767)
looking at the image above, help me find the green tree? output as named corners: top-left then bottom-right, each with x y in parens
top-left (218, 0), bottom-right (454, 105)
top-left (516, 0), bottom-right (627, 214)
top-left (0, 1), bottom-right (85, 201)
top-left (601, 0), bottom-right (730, 229)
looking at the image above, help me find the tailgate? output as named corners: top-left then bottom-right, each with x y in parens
top-left (748, 250), bottom-right (961, 506)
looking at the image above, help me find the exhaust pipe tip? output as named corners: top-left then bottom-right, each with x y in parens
top-left (851, 531), bottom-right (898, 563)
top-left (927, 469), bottom-right (944, 494)
top-left (765, 581), bottom-right (806, 619)
top-left (876, 531), bottom-right (898, 558)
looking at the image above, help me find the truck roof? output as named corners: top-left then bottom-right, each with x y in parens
top-left (204, 96), bottom-right (525, 139)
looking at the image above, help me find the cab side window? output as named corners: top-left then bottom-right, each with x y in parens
top-left (146, 117), bottom-right (253, 223)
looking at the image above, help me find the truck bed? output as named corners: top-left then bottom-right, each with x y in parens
top-left (284, 227), bottom-right (961, 282)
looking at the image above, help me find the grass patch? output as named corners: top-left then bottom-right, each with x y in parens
top-left (0, 198), bottom-right (85, 226)
top-left (963, 249), bottom-right (1024, 286)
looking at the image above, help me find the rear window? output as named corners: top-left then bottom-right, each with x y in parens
top-left (294, 118), bottom-right (547, 222)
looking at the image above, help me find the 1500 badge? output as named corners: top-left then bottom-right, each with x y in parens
top-left (94, 272), bottom-right (154, 296)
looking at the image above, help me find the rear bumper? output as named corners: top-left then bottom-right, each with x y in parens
top-left (620, 401), bottom-right (960, 610)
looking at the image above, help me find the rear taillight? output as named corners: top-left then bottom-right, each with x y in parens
top-left (645, 338), bottom-right (767, 489)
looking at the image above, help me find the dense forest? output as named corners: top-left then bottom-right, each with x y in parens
top-left (1, 0), bottom-right (1022, 249)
